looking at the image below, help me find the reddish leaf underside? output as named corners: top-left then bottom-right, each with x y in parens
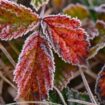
top-left (0, 0), bottom-right (39, 40)
top-left (44, 15), bottom-right (89, 65)
top-left (95, 65), bottom-right (105, 103)
top-left (14, 33), bottom-right (55, 101)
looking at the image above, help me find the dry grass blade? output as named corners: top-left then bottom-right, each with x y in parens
top-left (0, 43), bottom-right (16, 67)
top-left (68, 99), bottom-right (96, 105)
top-left (79, 66), bottom-right (97, 105)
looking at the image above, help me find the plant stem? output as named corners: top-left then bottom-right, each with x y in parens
top-left (54, 86), bottom-right (67, 105)
top-left (0, 71), bottom-right (17, 90)
top-left (68, 99), bottom-right (96, 105)
top-left (79, 66), bottom-right (97, 105)
top-left (0, 43), bottom-right (16, 67)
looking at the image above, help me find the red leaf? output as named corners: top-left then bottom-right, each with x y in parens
top-left (95, 65), bottom-right (105, 104)
top-left (14, 33), bottom-right (55, 101)
top-left (44, 15), bottom-right (89, 65)
top-left (0, 0), bottom-right (39, 40)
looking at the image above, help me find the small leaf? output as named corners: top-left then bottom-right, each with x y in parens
top-left (87, 20), bottom-right (105, 59)
top-left (88, 43), bottom-right (105, 59)
top-left (0, 0), bottom-right (39, 40)
top-left (96, 20), bottom-right (105, 35)
top-left (54, 54), bottom-right (78, 90)
top-left (63, 4), bottom-right (89, 20)
top-left (95, 65), bottom-right (105, 104)
top-left (14, 32), bottom-right (55, 101)
top-left (44, 15), bottom-right (89, 65)
top-left (31, 0), bottom-right (49, 10)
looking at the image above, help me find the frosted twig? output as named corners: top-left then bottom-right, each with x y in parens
top-left (84, 69), bottom-right (96, 79)
top-left (40, 4), bottom-right (46, 18)
top-left (0, 71), bottom-right (17, 90)
top-left (79, 66), bottom-right (97, 105)
top-left (74, 79), bottom-right (92, 90)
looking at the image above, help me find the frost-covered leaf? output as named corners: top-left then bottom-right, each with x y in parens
top-left (88, 43), bottom-right (105, 59)
top-left (95, 65), bottom-right (105, 104)
top-left (49, 87), bottom-right (90, 105)
top-left (44, 15), bottom-right (89, 65)
top-left (14, 32), bottom-right (55, 101)
top-left (0, 0), bottom-right (39, 40)
top-left (54, 54), bottom-right (78, 90)
top-left (96, 20), bottom-right (105, 35)
top-left (31, 0), bottom-right (49, 10)
top-left (63, 4), bottom-right (89, 20)
top-left (87, 20), bottom-right (105, 59)
top-left (82, 19), bottom-right (99, 40)
top-left (94, 4), bottom-right (105, 21)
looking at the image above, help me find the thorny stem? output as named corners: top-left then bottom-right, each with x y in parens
top-left (54, 86), bottom-right (67, 105)
top-left (68, 99), bottom-right (96, 105)
top-left (79, 66), bottom-right (97, 105)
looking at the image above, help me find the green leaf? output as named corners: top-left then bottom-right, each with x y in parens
top-left (31, 0), bottom-right (49, 10)
top-left (87, 20), bottom-right (105, 59)
top-left (54, 54), bottom-right (78, 90)
top-left (49, 87), bottom-right (91, 105)
top-left (63, 3), bottom-right (89, 20)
